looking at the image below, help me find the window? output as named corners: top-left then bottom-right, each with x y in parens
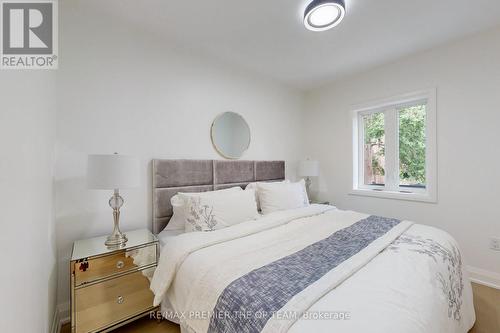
top-left (352, 90), bottom-right (436, 202)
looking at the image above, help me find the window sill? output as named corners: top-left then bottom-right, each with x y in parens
top-left (349, 188), bottom-right (437, 203)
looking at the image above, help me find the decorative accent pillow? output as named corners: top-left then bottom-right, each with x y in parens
top-left (257, 179), bottom-right (309, 215)
top-left (245, 180), bottom-right (289, 211)
top-left (181, 189), bottom-right (259, 232)
top-left (163, 187), bottom-right (242, 231)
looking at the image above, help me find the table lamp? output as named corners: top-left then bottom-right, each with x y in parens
top-left (298, 160), bottom-right (319, 199)
top-left (87, 153), bottom-right (140, 248)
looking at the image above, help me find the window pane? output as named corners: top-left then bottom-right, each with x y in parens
top-left (398, 104), bottom-right (426, 188)
top-left (363, 112), bottom-right (385, 186)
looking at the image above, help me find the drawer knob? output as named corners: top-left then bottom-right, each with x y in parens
top-left (116, 260), bottom-right (124, 269)
top-left (117, 296), bottom-right (124, 304)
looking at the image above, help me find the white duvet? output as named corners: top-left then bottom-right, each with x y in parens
top-left (150, 205), bottom-right (475, 333)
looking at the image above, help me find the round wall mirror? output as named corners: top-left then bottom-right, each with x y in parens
top-left (211, 112), bottom-right (251, 159)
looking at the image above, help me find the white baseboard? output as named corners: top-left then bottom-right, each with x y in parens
top-left (467, 265), bottom-right (500, 290)
top-left (50, 306), bottom-right (60, 333)
top-left (51, 302), bottom-right (70, 333)
top-left (59, 301), bottom-right (70, 324)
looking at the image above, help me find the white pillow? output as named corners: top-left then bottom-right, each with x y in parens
top-left (257, 179), bottom-right (309, 215)
top-left (181, 188), bottom-right (259, 232)
top-left (163, 187), bottom-right (242, 231)
top-left (162, 195), bottom-right (188, 231)
top-left (245, 180), bottom-right (289, 211)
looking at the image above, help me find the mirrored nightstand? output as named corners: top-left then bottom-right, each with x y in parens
top-left (70, 229), bottom-right (159, 333)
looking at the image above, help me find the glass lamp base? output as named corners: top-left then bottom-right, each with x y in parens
top-left (105, 189), bottom-right (128, 248)
top-left (105, 232), bottom-right (128, 248)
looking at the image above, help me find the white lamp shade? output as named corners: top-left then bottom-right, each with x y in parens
top-left (298, 160), bottom-right (319, 177)
top-left (87, 154), bottom-right (140, 190)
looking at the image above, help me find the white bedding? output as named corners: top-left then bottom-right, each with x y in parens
top-left (151, 205), bottom-right (475, 333)
top-left (157, 229), bottom-right (184, 247)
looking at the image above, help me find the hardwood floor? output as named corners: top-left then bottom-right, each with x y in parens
top-left (470, 283), bottom-right (500, 333)
top-left (60, 315), bottom-right (180, 333)
top-left (62, 283), bottom-right (499, 333)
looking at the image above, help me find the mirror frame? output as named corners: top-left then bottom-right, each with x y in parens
top-left (210, 112), bottom-right (251, 160)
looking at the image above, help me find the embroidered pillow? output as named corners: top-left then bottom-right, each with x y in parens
top-left (181, 189), bottom-right (259, 232)
top-left (163, 187), bottom-right (241, 231)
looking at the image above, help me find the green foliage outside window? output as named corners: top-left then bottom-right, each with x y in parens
top-left (398, 105), bottom-right (426, 186)
top-left (363, 113), bottom-right (385, 177)
top-left (364, 105), bottom-right (426, 186)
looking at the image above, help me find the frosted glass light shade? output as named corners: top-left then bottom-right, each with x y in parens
top-left (298, 160), bottom-right (319, 177)
top-left (87, 154), bottom-right (140, 190)
top-left (304, 0), bottom-right (345, 32)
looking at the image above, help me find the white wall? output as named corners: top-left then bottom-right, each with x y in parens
top-left (55, 2), bottom-right (305, 309)
top-left (304, 26), bottom-right (500, 280)
top-left (0, 71), bottom-right (56, 332)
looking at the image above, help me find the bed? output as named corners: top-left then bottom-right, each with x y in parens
top-left (150, 159), bottom-right (476, 333)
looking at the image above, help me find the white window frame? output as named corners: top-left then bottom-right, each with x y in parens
top-left (351, 89), bottom-right (437, 203)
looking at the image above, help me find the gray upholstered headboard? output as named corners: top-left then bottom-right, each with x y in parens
top-left (152, 159), bottom-right (285, 234)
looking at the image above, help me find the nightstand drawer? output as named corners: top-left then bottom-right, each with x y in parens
top-left (75, 268), bottom-right (155, 333)
top-left (74, 244), bottom-right (157, 286)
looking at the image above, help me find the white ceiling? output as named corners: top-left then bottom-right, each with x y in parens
top-left (93, 0), bottom-right (500, 89)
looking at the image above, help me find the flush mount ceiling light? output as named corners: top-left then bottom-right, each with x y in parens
top-left (304, 0), bottom-right (345, 32)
